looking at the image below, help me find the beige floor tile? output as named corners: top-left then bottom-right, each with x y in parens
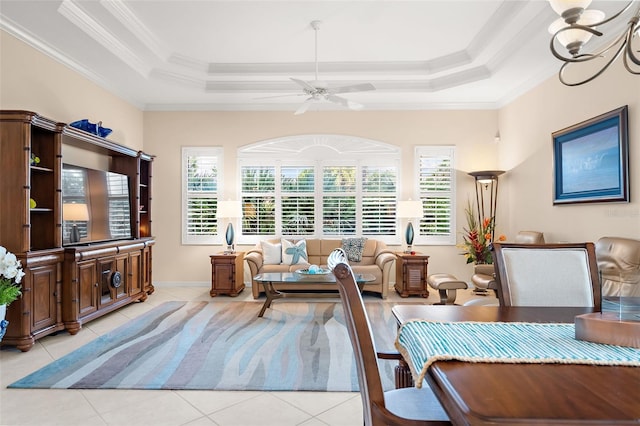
top-left (270, 391), bottom-right (358, 417)
top-left (99, 392), bottom-right (204, 426)
top-left (0, 389), bottom-right (100, 425)
top-left (315, 394), bottom-right (364, 426)
top-left (176, 390), bottom-right (262, 415)
top-left (80, 389), bottom-right (168, 415)
top-left (207, 393), bottom-right (312, 426)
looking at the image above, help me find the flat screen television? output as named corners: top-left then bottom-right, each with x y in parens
top-left (62, 164), bottom-right (133, 245)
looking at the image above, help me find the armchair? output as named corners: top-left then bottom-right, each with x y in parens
top-left (595, 236), bottom-right (640, 297)
top-left (471, 231), bottom-right (545, 295)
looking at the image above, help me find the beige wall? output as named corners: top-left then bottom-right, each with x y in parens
top-left (498, 59), bottom-right (640, 243)
top-left (144, 110), bottom-right (499, 284)
top-left (3, 28), bottom-right (639, 289)
top-left (0, 31), bottom-right (143, 150)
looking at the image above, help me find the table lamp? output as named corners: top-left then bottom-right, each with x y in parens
top-left (217, 200), bottom-right (242, 253)
top-left (63, 203), bottom-right (89, 243)
top-left (397, 200), bottom-right (423, 253)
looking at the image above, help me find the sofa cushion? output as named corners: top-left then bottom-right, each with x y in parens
top-left (282, 239), bottom-right (308, 265)
top-left (261, 240), bottom-right (282, 264)
top-left (342, 237), bottom-right (367, 262)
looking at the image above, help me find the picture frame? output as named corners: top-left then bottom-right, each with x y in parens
top-left (552, 105), bottom-right (629, 205)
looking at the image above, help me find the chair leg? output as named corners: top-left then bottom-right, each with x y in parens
top-left (395, 358), bottom-right (414, 388)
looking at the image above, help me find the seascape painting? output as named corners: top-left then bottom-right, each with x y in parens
top-left (553, 106), bottom-right (628, 204)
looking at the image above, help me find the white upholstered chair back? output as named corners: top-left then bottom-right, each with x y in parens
top-left (492, 243), bottom-right (601, 310)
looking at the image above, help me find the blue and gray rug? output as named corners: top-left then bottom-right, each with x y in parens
top-left (8, 301), bottom-right (399, 391)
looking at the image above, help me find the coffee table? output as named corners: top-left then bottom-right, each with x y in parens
top-left (254, 271), bottom-right (375, 317)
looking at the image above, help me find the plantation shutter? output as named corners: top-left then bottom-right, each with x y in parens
top-left (362, 166), bottom-right (397, 235)
top-left (182, 147), bottom-right (221, 244)
top-left (107, 173), bottom-right (131, 238)
top-left (281, 166), bottom-right (315, 235)
top-left (241, 166), bottom-right (276, 236)
top-left (322, 166), bottom-right (356, 235)
top-left (416, 146), bottom-right (456, 245)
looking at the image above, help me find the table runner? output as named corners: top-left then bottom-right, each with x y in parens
top-left (395, 321), bottom-right (640, 388)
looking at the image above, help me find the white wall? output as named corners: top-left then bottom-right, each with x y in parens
top-left (498, 59), bottom-right (640, 243)
top-left (0, 31), bottom-right (143, 150)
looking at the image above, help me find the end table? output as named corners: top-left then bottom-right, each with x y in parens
top-left (210, 252), bottom-right (245, 297)
top-left (394, 252), bottom-right (429, 297)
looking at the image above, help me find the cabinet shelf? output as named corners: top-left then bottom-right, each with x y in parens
top-left (30, 165), bottom-right (54, 173)
top-left (30, 207), bottom-right (53, 212)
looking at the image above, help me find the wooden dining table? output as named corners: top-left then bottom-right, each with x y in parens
top-left (392, 305), bottom-right (640, 426)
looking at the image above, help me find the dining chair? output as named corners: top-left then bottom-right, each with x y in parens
top-left (332, 260), bottom-right (451, 426)
top-left (492, 242), bottom-right (601, 310)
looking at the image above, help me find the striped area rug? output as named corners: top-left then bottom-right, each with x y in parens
top-left (9, 301), bottom-right (399, 391)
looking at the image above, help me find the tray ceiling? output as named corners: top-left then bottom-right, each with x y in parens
top-left (0, 0), bottom-right (629, 112)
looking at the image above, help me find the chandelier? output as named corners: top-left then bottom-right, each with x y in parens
top-left (548, 0), bottom-right (640, 86)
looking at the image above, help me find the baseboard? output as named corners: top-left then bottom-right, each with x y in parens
top-left (153, 281), bottom-right (253, 288)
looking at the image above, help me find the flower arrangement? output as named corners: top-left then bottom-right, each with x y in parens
top-left (458, 200), bottom-right (505, 264)
top-left (0, 246), bottom-right (25, 306)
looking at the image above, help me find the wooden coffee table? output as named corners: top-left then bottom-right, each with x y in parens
top-left (254, 271), bottom-right (375, 317)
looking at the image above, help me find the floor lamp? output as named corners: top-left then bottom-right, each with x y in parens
top-left (217, 200), bottom-right (242, 254)
top-left (397, 200), bottom-right (423, 253)
top-left (468, 170), bottom-right (504, 242)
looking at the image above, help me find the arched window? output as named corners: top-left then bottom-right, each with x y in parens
top-left (238, 135), bottom-right (401, 243)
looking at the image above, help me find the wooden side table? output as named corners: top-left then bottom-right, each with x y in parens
top-left (394, 252), bottom-right (429, 297)
top-left (210, 252), bottom-right (245, 297)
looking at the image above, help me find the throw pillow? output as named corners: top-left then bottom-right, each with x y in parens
top-left (281, 239), bottom-right (308, 265)
top-left (342, 237), bottom-right (367, 262)
top-left (261, 241), bottom-right (282, 265)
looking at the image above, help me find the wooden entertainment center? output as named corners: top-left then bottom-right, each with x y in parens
top-left (0, 110), bottom-right (155, 351)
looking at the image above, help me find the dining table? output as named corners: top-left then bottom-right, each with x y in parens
top-left (392, 305), bottom-right (640, 426)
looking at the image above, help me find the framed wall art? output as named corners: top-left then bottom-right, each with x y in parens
top-left (552, 105), bottom-right (629, 205)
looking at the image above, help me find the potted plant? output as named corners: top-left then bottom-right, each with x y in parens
top-left (0, 246), bottom-right (25, 341)
top-left (458, 199), bottom-right (505, 265)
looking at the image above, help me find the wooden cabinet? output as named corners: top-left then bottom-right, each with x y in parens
top-left (0, 110), bottom-right (155, 351)
top-left (210, 253), bottom-right (245, 297)
top-left (63, 240), bottom-right (153, 334)
top-left (395, 252), bottom-right (430, 298)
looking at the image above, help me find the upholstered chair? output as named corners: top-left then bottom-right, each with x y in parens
top-left (595, 236), bottom-right (640, 297)
top-left (471, 231), bottom-right (545, 294)
top-left (492, 242), bottom-right (601, 309)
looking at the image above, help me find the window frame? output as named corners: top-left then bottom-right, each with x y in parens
top-left (237, 135), bottom-right (401, 245)
top-left (181, 146), bottom-right (224, 245)
top-left (413, 145), bottom-right (457, 246)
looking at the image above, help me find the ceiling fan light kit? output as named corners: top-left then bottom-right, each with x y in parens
top-left (287, 20), bottom-right (376, 115)
top-left (548, 0), bottom-right (640, 86)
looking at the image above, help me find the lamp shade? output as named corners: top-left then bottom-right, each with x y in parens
top-left (63, 203), bottom-right (89, 221)
top-left (397, 200), bottom-right (423, 219)
top-left (548, 0), bottom-right (592, 15)
top-left (548, 9), bottom-right (605, 48)
top-left (217, 200), bottom-right (242, 219)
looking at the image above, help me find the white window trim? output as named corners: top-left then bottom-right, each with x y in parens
top-left (181, 146), bottom-right (224, 245)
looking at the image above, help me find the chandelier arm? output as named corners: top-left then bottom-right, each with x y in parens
top-left (623, 54), bottom-right (640, 74)
top-left (550, 27), bottom-right (628, 63)
top-left (583, 1), bottom-right (637, 28)
top-left (558, 41), bottom-right (626, 86)
top-left (626, 16), bottom-right (640, 66)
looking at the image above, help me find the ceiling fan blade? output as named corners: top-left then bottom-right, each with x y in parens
top-left (254, 93), bottom-right (307, 100)
top-left (294, 98), bottom-right (315, 115)
top-left (330, 83), bottom-right (376, 95)
top-left (291, 78), bottom-right (318, 93)
top-left (327, 95), bottom-right (363, 110)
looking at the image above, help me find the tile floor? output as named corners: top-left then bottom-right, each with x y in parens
top-left (0, 284), bottom-right (492, 426)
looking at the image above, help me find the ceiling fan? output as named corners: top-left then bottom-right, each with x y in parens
top-left (274, 20), bottom-right (376, 115)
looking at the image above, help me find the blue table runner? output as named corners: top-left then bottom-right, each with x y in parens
top-left (395, 321), bottom-right (640, 388)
